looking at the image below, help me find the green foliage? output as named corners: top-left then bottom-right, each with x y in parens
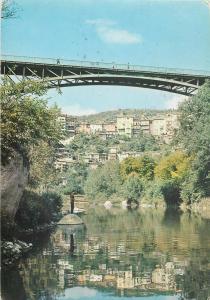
top-left (61, 162), bottom-right (89, 195)
top-left (153, 151), bottom-right (192, 205)
top-left (119, 132), bottom-right (159, 152)
top-left (1, 78), bottom-right (62, 163)
top-left (29, 141), bottom-right (61, 191)
top-left (15, 190), bottom-right (62, 229)
top-left (180, 158), bottom-right (210, 204)
top-left (160, 180), bottom-right (181, 205)
top-left (84, 161), bottom-right (122, 201)
top-left (154, 151), bottom-right (191, 182)
top-left (120, 155), bottom-right (156, 181)
top-left (141, 181), bottom-right (165, 205)
top-left (122, 175), bottom-right (143, 201)
top-left (66, 131), bottom-right (160, 159)
top-left (176, 80), bottom-right (210, 202)
top-left (67, 133), bottom-right (109, 156)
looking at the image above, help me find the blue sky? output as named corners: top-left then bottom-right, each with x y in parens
top-left (2, 0), bottom-right (210, 115)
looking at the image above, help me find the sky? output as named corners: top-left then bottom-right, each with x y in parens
top-left (2, 0), bottom-right (210, 115)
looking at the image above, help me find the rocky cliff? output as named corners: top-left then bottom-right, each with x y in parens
top-left (1, 153), bottom-right (29, 222)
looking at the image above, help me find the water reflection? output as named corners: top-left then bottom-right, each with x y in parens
top-left (2, 208), bottom-right (210, 299)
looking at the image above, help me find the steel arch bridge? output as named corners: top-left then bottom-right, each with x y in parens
top-left (1, 55), bottom-right (210, 96)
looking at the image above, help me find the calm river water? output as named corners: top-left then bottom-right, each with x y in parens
top-left (2, 207), bottom-right (210, 300)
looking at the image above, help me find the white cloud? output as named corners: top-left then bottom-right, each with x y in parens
top-left (97, 26), bottom-right (141, 44)
top-left (62, 104), bottom-right (97, 116)
top-left (165, 95), bottom-right (187, 109)
top-left (86, 18), bottom-right (142, 44)
top-left (86, 19), bottom-right (116, 26)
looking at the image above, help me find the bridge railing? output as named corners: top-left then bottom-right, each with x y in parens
top-left (2, 54), bottom-right (210, 76)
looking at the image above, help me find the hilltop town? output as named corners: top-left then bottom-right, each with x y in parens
top-left (56, 109), bottom-right (179, 171)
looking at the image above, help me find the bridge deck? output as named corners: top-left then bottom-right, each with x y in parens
top-left (2, 54), bottom-right (210, 77)
top-left (1, 55), bottom-right (210, 96)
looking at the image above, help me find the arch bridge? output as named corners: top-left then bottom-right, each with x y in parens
top-left (1, 55), bottom-right (210, 96)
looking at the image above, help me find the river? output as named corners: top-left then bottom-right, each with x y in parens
top-left (2, 207), bottom-right (210, 300)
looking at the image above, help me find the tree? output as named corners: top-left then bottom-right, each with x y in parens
top-left (154, 151), bottom-right (191, 182)
top-left (29, 141), bottom-right (61, 191)
top-left (1, 78), bottom-right (62, 164)
top-left (84, 161), bottom-right (122, 200)
top-left (153, 151), bottom-right (192, 205)
top-left (62, 162), bottom-right (89, 195)
top-left (119, 132), bottom-right (159, 152)
top-left (122, 175), bottom-right (143, 201)
top-left (120, 155), bottom-right (156, 181)
top-left (175, 81), bottom-right (210, 203)
top-left (1, 0), bottom-right (19, 19)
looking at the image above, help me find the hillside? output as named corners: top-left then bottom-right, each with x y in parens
top-left (76, 108), bottom-right (177, 123)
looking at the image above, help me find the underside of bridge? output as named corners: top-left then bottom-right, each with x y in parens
top-left (1, 56), bottom-right (210, 96)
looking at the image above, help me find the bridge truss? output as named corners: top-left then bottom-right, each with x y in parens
top-left (1, 55), bottom-right (210, 96)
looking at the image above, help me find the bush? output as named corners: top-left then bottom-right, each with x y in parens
top-left (160, 180), bottom-right (181, 205)
top-left (15, 190), bottom-right (62, 229)
top-left (154, 151), bottom-right (191, 182)
top-left (61, 162), bottom-right (89, 195)
top-left (84, 161), bottom-right (122, 201)
top-left (141, 179), bottom-right (180, 206)
top-left (122, 175), bottom-right (143, 201)
top-left (180, 169), bottom-right (206, 204)
top-left (141, 181), bottom-right (165, 206)
top-left (120, 155), bottom-right (156, 181)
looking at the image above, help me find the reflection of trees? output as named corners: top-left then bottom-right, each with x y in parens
top-left (181, 261), bottom-right (210, 299)
top-left (19, 254), bottom-right (63, 300)
top-left (3, 208), bottom-right (210, 299)
top-left (162, 207), bottom-right (181, 228)
top-left (1, 266), bottom-right (27, 300)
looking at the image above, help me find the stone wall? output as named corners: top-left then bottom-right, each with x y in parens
top-left (1, 153), bottom-right (29, 222)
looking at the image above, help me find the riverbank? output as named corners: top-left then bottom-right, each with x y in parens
top-left (1, 221), bottom-right (58, 266)
top-left (180, 197), bottom-right (210, 219)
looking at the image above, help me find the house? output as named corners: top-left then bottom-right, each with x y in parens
top-left (77, 123), bottom-right (91, 134)
top-left (58, 114), bottom-right (77, 136)
top-left (90, 124), bottom-right (103, 134)
top-left (117, 116), bottom-right (134, 137)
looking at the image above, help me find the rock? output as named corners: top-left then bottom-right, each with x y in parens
top-left (16, 240), bottom-right (28, 248)
top-left (4, 242), bottom-right (14, 249)
top-left (58, 214), bottom-right (84, 225)
top-left (121, 200), bottom-right (127, 209)
top-left (104, 201), bottom-right (112, 209)
top-left (1, 239), bottom-right (33, 265)
top-left (1, 152), bottom-right (29, 222)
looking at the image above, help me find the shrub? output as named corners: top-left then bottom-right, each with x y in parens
top-left (141, 181), bottom-right (165, 205)
top-left (84, 161), bottom-right (122, 201)
top-left (60, 162), bottom-right (89, 195)
top-left (154, 151), bottom-right (191, 182)
top-left (122, 175), bottom-right (143, 201)
top-left (15, 190), bottom-right (62, 229)
top-left (120, 155), bottom-right (156, 181)
top-left (160, 180), bottom-right (181, 205)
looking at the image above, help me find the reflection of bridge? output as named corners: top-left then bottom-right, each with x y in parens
top-left (1, 55), bottom-right (210, 96)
